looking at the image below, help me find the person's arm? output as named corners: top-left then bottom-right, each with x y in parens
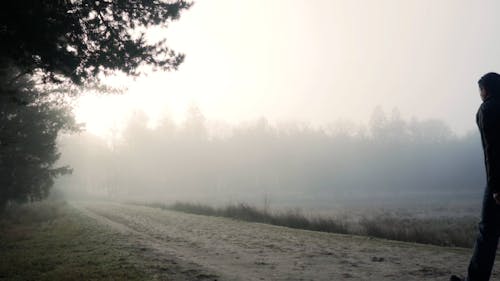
top-left (480, 105), bottom-right (500, 202)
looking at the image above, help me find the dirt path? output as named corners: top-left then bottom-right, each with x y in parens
top-left (72, 201), bottom-right (499, 281)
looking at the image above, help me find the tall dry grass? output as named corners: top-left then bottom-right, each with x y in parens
top-left (142, 201), bottom-right (477, 248)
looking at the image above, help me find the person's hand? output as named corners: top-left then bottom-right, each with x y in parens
top-left (493, 193), bottom-right (500, 204)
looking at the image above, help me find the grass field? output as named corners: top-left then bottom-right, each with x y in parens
top-left (142, 201), bottom-right (478, 248)
top-left (0, 201), bottom-right (150, 281)
top-left (0, 200), bottom-right (485, 280)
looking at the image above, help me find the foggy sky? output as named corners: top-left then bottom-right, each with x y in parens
top-left (75, 0), bottom-right (500, 137)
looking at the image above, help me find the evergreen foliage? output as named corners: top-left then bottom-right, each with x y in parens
top-left (0, 0), bottom-right (190, 208)
top-left (0, 0), bottom-right (191, 84)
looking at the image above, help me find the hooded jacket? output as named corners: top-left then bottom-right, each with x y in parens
top-left (477, 95), bottom-right (500, 193)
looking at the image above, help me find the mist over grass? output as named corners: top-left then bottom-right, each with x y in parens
top-left (56, 106), bottom-right (483, 210)
top-left (141, 201), bottom-right (477, 248)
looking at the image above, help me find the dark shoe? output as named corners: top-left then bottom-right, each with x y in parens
top-left (449, 275), bottom-right (465, 281)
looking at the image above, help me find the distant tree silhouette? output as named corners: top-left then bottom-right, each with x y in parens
top-left (57, 107), bottom-right (482, 205)
top-left (182, 105), bottom-right (207, 140)
top-left (0, 1), bottom-right (190, 208)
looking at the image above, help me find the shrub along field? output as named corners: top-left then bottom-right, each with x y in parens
top-left (143, 201), bottom-right (478, 248)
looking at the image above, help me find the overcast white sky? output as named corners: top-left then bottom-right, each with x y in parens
top-left (76, 0), bottom-right (500, 137)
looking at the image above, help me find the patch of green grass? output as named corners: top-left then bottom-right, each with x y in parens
top-left (0, 201), bottom-right (150, 281)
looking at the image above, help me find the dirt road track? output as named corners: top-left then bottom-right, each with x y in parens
top-left (73, 202), bottom-right (499, 281)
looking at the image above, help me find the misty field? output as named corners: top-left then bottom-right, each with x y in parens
top-left (143, 201), bottom-right (478, 248)
top-left (2, 200), bottom-right (499, 281)
top-left (4, 1), bottom-right (500, 280)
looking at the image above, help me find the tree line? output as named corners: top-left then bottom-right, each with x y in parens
top-left (57, 106), bottom-right (484, 208)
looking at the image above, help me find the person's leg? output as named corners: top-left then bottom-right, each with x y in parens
top-left (467, 185), bottom-right (500, 281)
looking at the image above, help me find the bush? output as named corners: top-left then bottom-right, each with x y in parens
top-left (0, 200), bottom-right (66, 226)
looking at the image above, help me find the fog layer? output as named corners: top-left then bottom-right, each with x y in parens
top-left (57, 107), bottom-right (483, 210)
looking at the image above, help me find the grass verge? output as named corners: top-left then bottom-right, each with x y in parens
top-left (143, 201), bottom-right (477, 248)
top-left (145, 201), bottom-right (350, 234)
top-left (359, 214), bottom-right (477, 247)
top-left (0, 201), bottom-right (150, 281)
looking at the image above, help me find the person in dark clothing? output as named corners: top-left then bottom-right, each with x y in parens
top-left (451, 72), bottom-right (500, 281)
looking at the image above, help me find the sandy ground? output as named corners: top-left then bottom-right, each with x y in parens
top-left (72, 202), bottom-right (500, 281)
